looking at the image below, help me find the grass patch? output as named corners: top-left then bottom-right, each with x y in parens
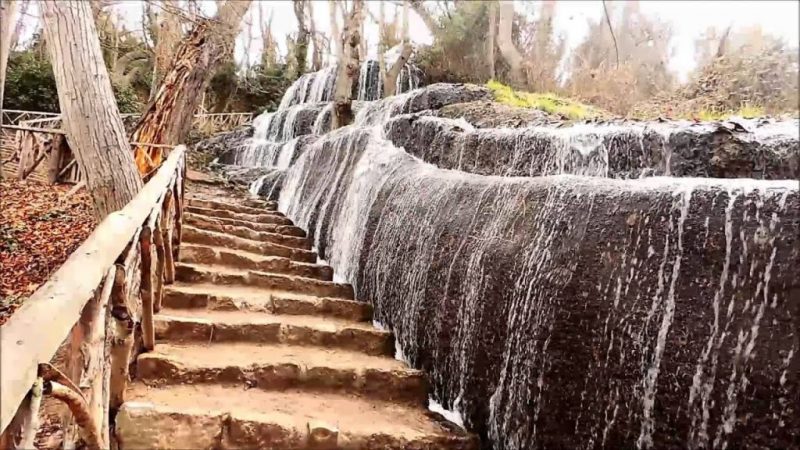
top-left (486, 80), bottom-right (603, 120)
top-left (693, 104), bottom-right (766, 121)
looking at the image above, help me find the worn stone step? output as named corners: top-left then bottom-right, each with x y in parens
top-left (180, 244), bottom-right (331, 281)
top-left (185, 212), bottom-right (306, 237)
top-left (184, 215), bottom-right (311, 249)
top-left (154, 308), bottom-right (392, 356)
top-left (137, 342), bottom-right (426, 404)
top-left (176, 263), bottom-right (354, 299)
top-left (117, 384), bottom-right (477, 450)
top-left (187, 198), bottom-right (276, 215)
top-left (186, 205), bottom-right (291, 225)
top-left (163, 283), bottom-right (372, 322)
top-left (183, 226), bottom-right (316, 263)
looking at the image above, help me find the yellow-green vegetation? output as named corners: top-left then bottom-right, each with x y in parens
top-left (486, 80), bottom-right (604, 120)
top-left (693, 105), bottom-right (766, 121)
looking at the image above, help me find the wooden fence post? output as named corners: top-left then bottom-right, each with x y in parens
top-left (109, 264), bottom-right (133, 413)
top-left (139, 226), bottom-right (155, 351)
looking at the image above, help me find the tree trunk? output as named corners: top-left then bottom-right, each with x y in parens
top-left (307, 0), bottom-right (322, 71)
top-left (378, 1), bottom-right (386, 96)
top-left (41, 0), bottom-right (142, 218)
top-left (292, 0), bottom-right (309, 78)
top-left (497, 0), bottom-right (525, 86)
top-left (384, 43), bottom-right (412, 97)
top-left (151, 1), bottom-right (183, 101)
top-left (328, 0), bottom-right (341, 60)
top-left (1, 0), bottom-right (19, 120)
top-left (486, 0), bottom-right (497, 80)
top-left (260, 7), bottom-right (277, 68)
top-left (130, 0), bottom-right (251, 176)
top-left (331, 0), bottom-right (364, 129)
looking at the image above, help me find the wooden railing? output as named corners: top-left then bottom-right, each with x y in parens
top-left (1, 109), bottom-right (60, 126)
top-left (0, 147), bottom-right (186, 448)
top-left (193, 112), bottom-right (253, 134)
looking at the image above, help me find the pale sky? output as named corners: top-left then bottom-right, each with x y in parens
top-left (17, 0), bottom-right (800, 84)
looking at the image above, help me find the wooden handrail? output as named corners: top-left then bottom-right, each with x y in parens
top-left (0, 146), bottom-right (186, 434)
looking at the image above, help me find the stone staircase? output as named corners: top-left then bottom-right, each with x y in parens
top-left (114, 180), bottom-right (477, 449)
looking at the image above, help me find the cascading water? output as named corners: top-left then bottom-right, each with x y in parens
top-left (238, 60), bottom-right (423, 196)
top-left (216, 78), bottom-right (799, 449)
top-left (274, 85), bottom-right (797, 448)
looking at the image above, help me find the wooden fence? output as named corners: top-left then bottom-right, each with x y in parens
top-left (1, 110), bottom-right (251, 183)
top-left (0, 147), bottom-right (186, 449)
top-left (193, 112), bottom-right (253, 134)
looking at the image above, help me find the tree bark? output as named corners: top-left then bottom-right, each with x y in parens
top-left (331, 0), bottom-right (364, 129)
top-left (130, 0), bottom-right (251, 176)
top-left (497, 0), bottom-right (525, 86)
top-left (384, 43), bottom-right (412, 97)
top-left (486, 0), bottom-right (497, 80)
top-left (1, 0), bottom-right (19, 132)
top-left (378, 1), bottom-right (386, 96)
top-left (41, 0), bottom-right (143, 218)
top-left (328, 0), bottom-right (341, 60)
top-left (307, 1), bottom-right (322, 71)
top-left (383, 1), bottom-right (413, 97)
top-left (292, 0), bottom-right (309, 78)
top-left (151, 1), bottom-right (183, 101)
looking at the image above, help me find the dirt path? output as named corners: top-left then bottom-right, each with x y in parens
top-left (115, 176), bottom-right (477, 449)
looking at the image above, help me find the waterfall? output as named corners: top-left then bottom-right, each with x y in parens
top-left (216, 70), bottom-right (799, 449)
top-left (269, 83), bottom-right (798, 449)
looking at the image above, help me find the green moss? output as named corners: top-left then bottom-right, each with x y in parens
top-left (486, 80), bottom-right (602, 120)
top-left (692, 104), bottom-right (766, 121)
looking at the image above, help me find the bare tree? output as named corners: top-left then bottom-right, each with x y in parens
top-left (383, 0), bottom-right (413, 97)
top-left (329, 0), bottom-right (342, 60)
top-left (292, 0), bottom-right (309, 78)
top-left (331, 0), bottom-right (364, 129)
top-left (149, 0), bottom-right (183, 100)
top-left (131, 0), bottom-right (251, 175)
top-left (307, 0), bottom-right (322, 71)
top-left (486, 0), bottom-right (497, 79)
top-left (496, 0), bottom-right (526, 86)
top-left (260, 6), bottom-right (277, 68)
top-left (40, 0), bottom-right (143, 217)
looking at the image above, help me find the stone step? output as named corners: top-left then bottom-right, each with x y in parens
top-left (185, 212), bottom-right (306, 238)
top-left (117, 384), bottom-right (477, 450)
top-left (182, 226), bottom-right (316, 263)
top-left (180, 244), bottom-right (331, 281)
top-left (163, 283), bottom-right (372, 322)
top-left (154, 308), bottom-right (392, 356)
top-left (187, 198), bottom-right (276, 215)
top-left (186, 205), bottom-right (292, 226)
top-left (184, 215), bottom-right (311, 249)
top-left (175, 263), bottom-right (354, 300)
top-left (137, 342), bottom-right (427, 404)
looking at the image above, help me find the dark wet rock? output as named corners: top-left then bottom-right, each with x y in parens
top-left (384, 113), bottom-right (799, 179)
top-left (355, 83), bottom-right (492, 126)
top-left (438, 100), bottom-right (560, 128)
top-left (280, 128), bottom-right (799, 450)
top-left (192, 126), bottom-right (254, 168)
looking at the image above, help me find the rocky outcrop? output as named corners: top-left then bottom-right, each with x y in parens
top-left (385, 113), bottom-right (799, 179)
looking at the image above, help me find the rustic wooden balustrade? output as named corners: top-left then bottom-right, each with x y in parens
top-left (0, 146), bottom-right (186, 448)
